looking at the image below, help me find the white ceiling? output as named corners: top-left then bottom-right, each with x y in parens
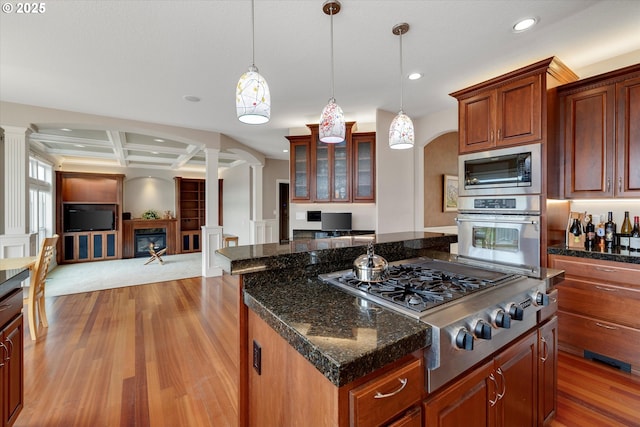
top-left (1, 0), bottom-right (639, 171)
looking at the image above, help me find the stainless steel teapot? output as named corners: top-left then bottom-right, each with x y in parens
top-left (353, 241), bottom-right (388, 282)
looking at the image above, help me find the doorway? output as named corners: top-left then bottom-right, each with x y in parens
top-left (278, 182), bottom-right (289, 244)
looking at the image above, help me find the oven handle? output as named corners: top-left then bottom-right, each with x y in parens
top-left (455, 217), bottom-right (539, 226)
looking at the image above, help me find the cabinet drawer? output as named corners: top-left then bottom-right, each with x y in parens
top-left (550, 256), bottom-right (640, 286)
top-left (350, 358), bottom-right (423, 427)
top-left (558, 311), bottom-right (640, 367)
top-left (0, 289), bottom-right (23, 328)
top-left (558, 279), bottom-right (640, 328)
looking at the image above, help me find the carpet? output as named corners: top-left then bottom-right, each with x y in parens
top-left (45, 253), bottom-right (202, 297)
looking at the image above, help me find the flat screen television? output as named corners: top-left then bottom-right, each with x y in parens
top-left (321, 212), bottom-right (352, 232)
top-left (64, 204), bottom-right (116, 232)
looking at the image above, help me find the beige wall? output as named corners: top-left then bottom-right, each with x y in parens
top-left (423, 132), bottom-right (458, 227)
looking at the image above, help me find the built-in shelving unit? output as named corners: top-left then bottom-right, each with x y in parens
top-left (175, 177), bottom-right (205, 253)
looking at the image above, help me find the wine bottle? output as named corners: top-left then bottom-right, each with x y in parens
top-left (630, 216), bottom-right (640, 252)
top-left (596, 214), bottom-right (606, 247)
top-left (570, 218), bottom-right (582, 245)
top-left (604, 211), bottom-right (616, 250)
top-left (585, 215), bottom-right (596, 250)
top-left (620, 211), bottom-right (632, 250)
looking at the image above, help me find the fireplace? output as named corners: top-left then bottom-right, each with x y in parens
top-left (134, 228), bottom-right (166, 257)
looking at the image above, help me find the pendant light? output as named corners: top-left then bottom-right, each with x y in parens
top-left (319, 1), bottom-right (346, 143)
top-left (236, 0), bottom-right (270, 124)
top-left (389, 23), bottom-right (414, 149)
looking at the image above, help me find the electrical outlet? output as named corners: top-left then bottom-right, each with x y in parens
top-left (253, 340), bottom-right (261, 375)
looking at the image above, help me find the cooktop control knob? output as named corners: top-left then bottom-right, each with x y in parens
top-left (494, 310), bottom-right (511, 329)
top-left (455, 328), bottom-right (474, 351)
top-left (508, 304), bottom-right (524, 321)
top-left (535, 292), bottom-right (549, 306)
top-left (473, 320), bottom-right (492, 340)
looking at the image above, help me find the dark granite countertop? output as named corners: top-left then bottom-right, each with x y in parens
top-left (243, 275), bottom-right (430, 387)
top-left (548, 245), bottom-right (640, 265)
top-left (216, 231), bottom-right (457, 275)
top-left (216, 232), bottom-right (457, 387)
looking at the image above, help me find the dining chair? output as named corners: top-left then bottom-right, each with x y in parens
top-left (24, 234), bottom-right (59, 341)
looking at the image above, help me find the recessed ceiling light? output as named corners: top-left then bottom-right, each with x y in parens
top-left (408, 73), bottom-right (423, 80)
top-left (60, 128), bottom-right (72, 132)
top-left (151, 151), bottom-right (159, 155)
top-left (74, 144), bottom-right (85, 148)
top-left (283, 149), bottom-right (289, 153)
top-left (183, 95), bottom-right (201, 102)
top-left (153, 138), bottom-right (165, 143)
top-left (513, 17), bottom-right (537, 32)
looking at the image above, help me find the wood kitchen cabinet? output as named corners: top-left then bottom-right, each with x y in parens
top-left (1, 314), bottom-right (23, 427)
top-left (537, 315), bottom-right (558, 426)
top-left (424, 330), bottom-right (538, 427)
top-left (287, 123), bottom-right (376, 203)
top-left (558, 64), bottom-right (640, 198)
top-left (451, 57), bottom-right (578, 154)
top-left (247, 309), bottom-right (424, 427)
top-left (548, 254), bottom-right (640, 375)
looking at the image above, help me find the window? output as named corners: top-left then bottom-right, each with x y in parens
top-left (29, 156), bottom-right (53, 249)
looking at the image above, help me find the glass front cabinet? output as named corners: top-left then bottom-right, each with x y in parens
top-left (287, 123), bottom-right (375, 203)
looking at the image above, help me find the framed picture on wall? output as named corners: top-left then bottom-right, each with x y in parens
top-left (443, 175), bottom-right (458, 212)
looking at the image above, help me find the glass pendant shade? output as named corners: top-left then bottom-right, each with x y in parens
top-left (319, 97), bottom-right (346, 143)
top-left (236, 65), bottom-right (271, 124)
top-left (389, 111), bottom-right (415, 149)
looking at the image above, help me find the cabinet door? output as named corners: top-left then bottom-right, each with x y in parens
top-left (616, 75), bottom-right (640, 197)
top-left (331, 139), bottom-right (350, 202)
top-left (2, 315), bottom-right (24, 427)
top-left (562, 84), bottom-right (616, 198)
top-left (538, 316), bottom-right (558, 426)
top-left (495, 331), bottom-right (537, 427)
top-left (289, 138), bottom-right (311, 202)
top-left (458, 89), bottom-right (497, 153)
top-left (313, 142), bottom-right (330, 201)
top-left (352, 133), bottom-right (376, 202)
top-left (497, 74), bottom-right (542, 147)
top-left (424, 360), bottom-right (494, 427)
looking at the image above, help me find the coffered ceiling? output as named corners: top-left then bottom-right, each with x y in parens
top-left (1, 1), bottom-right (639, 172)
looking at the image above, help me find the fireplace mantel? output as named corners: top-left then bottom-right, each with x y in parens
top-left (123, 219), bottom-right (178, 258)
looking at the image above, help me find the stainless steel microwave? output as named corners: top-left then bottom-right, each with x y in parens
top-left (458, 143), bottom-right (541, 196)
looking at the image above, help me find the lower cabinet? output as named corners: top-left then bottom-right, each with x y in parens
top-left (247, 309), bottom-right (424, 427)
top-left (62, 231), bottom-right (118, 262)
top-left (1, 314), bottom-right (23, 427)
top-left (538, 316), bottom-right (558, 426)
top-left (548, 254), bottom-right (640, 375)
top-left (424, 330), bottom-right (538, 427)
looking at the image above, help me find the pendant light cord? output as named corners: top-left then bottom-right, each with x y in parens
top-left (329, 5), bottom-right (335, 100)
top-left (399, 28), bottom-right (404, 112)
top-left (251, 0), bottom-right (256, 68)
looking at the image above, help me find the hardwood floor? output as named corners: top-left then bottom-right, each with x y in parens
top-left (17, 275), bottom-right (239, 427)
top-left (16, 274), bottom-right (640, 427)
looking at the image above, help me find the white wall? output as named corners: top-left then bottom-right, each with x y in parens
top-left (124, 176), bottom-right (175, 218)
top-left (220, 163), bottom-right (251, 245)
top-left (375, 109), bottom-right (416, 234)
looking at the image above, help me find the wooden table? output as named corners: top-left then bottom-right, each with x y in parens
top-left (0, 256), bottom-right (37, 271)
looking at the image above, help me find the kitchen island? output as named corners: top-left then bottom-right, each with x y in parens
top-left (216, 232), bottom-right (457, 427)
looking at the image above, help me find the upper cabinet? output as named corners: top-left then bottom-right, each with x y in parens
top-left (451, 57), bottom-right (578, 154)
top-left (287, 122), bottom-right (376, 203)
top-left (558, 64), bottom-right (640, 198)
